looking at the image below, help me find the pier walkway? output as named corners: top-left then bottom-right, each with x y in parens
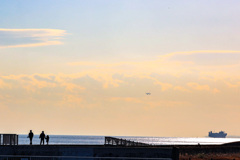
top-left (0, 145), bottom-right (177, 160)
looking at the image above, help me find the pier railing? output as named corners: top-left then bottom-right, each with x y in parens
top-left (104, 137), bottom-right (150, 146)
top-left (0, 134), bottom-right (18, 145)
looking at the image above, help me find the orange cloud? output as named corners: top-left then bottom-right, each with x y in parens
top-left (187, 82), bottom-right (220, 93)
top-left (0, 79), bottom-right (12, 89)
top-left (67, 50), bottom-right (240, 83)
top-left (174, 86), bottom-right (190, 92)
top-left (224, 81), bottom-right (240, 88)
top-left (187, 82), bottom-right (210, 91)
top-left (154, 81), bottom-right (173, 91)
top-left (109, 97), bottom-right (143, 104)
top-left (159, 50), bottom-right (240, 60)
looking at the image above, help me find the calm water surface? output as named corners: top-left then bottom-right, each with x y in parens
top-left (18, 135), bottom-right (240, 145)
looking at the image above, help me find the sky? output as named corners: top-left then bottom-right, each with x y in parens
top-left (1, 0), bottom-right (240, 137)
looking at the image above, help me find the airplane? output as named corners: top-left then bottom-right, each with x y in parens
top-left (146, 93), bottom-right (151, 95)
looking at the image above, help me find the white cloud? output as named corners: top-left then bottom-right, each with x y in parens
top-left (0, 28), bottom-right (67, 48)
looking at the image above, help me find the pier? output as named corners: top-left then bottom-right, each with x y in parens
top-left (0, 134), bottom-right (18, 145)
top-left (104, 137), bottom-right (150, 146)
top-left (0, 145), bottom-right (178, 160)
top-left (0, 135), bottom-right (178, 160)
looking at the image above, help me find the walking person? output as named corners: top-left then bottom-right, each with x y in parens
top-left (39, 131), bottom-right (45, 145)
top-left (27, 130), bottom-right (34, 145)
top-left (45, 135), bottom-right (49, 145)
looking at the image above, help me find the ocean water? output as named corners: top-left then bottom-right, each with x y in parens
top-left (18, 135), bottom-right (240, 145)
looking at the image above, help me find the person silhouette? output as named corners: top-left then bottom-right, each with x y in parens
top-left (39, 131), bottom-right (45, 145)
top-left (45, 135), bottom-right (49, 145)
top-left (27, 130), bottom-right (34, 145)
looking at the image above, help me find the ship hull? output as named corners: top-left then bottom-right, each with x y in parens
top-left (209, 132), bottom-right (227, 138)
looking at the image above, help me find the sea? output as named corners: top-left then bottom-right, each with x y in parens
top-left (18, 135), bottom-right (240, 145)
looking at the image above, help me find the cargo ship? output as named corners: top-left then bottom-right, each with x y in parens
top-left (208, 131), bottom-right (227, 138)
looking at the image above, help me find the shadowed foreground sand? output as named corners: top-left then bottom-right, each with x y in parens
top-left (180, 153), bottom-right (240, 160)
top-left (178, 141), bottom-right (240, 160)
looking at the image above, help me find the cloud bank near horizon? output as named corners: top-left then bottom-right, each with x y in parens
top-left (0, 28), bottom-right (67, 48)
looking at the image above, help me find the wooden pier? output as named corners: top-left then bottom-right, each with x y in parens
top-left (104, 136), bottom-right (151, 146)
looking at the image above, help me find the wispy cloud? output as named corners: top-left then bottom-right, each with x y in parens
top-left (159, 50), bottom-right (240, 59)
top-left (187, 82), bottom-right (220, 93)
top-left (0, 28), bottom-right (66, 48)
top-left (159, 50), bottom-right (240, 66)
top-left (69, 50), bottom-right (240, 68)
top-left (67, 50), bottom-right (240, 81)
